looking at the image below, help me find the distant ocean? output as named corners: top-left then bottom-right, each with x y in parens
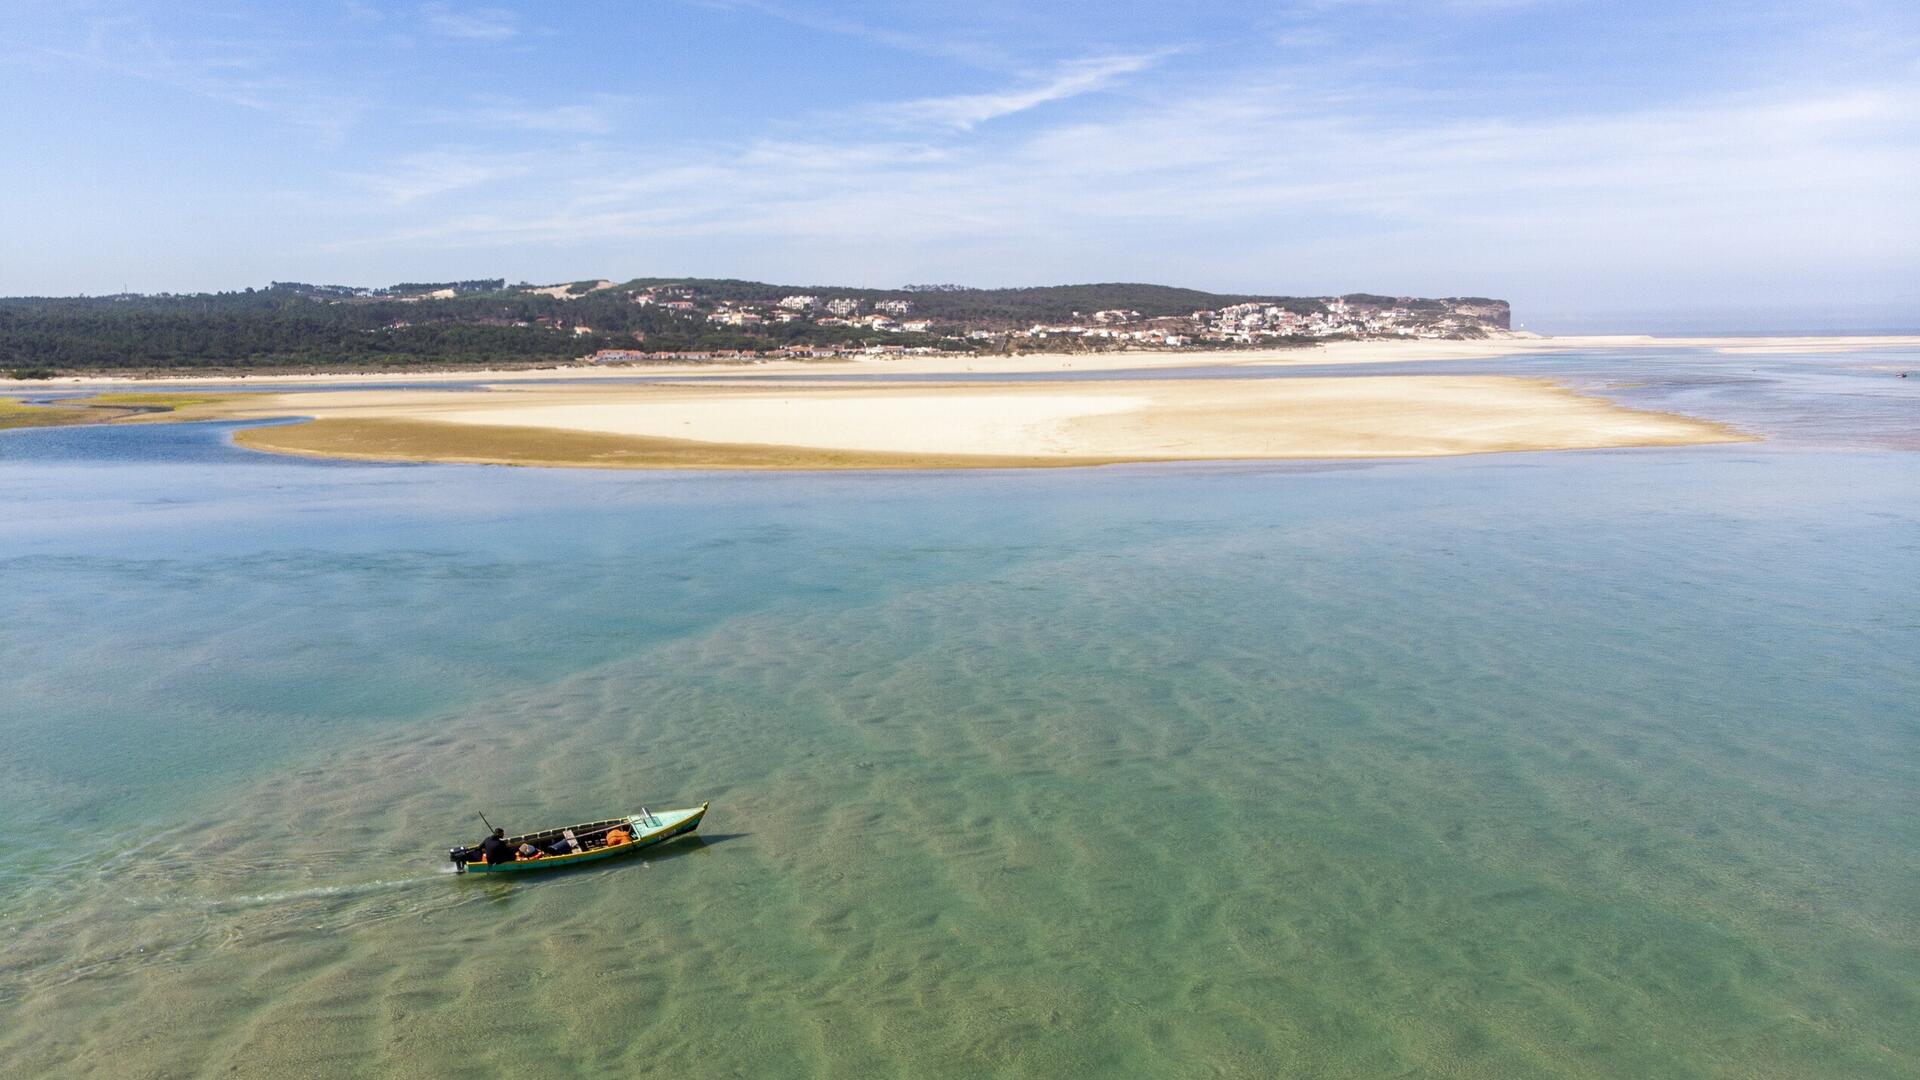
top-left (2, 341), bottom-right (1915, 1077)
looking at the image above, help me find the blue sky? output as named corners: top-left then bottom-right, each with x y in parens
top-left (2, 1), bottom-right (1916, 327)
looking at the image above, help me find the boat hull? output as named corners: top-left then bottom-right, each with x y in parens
top-left (456, 803), bottom-right (707, 875)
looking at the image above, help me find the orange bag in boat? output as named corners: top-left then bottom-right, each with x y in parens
top-left (606, 828), bottom-right (631, 846)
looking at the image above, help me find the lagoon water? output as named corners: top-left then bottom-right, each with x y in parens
top-left (1, 345), bottom-right (1916, 1077)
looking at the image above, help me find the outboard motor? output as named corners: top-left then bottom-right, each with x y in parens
top-left (448, 846), bottom-right (471, 872)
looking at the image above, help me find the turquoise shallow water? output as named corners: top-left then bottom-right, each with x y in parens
top-left (0, 346), bottom-right (1916, 1077)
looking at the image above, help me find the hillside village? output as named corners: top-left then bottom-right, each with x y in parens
top-left (1, 278), bottom-right (1511, 373)
top-left (572, 284), bottom-right (1511, 364)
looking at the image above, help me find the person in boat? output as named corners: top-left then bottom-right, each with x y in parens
top-left (479, 827), bottom-right (514, 865)
top-left (516, 842), bottom-right (544, 860)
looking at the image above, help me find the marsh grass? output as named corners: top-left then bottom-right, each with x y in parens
top-left (0, 396), bottom-right (114, 429)
top-left (82, 391), bottom-right (237, 409)
top-left (0, 392), bottom-right (237, 430)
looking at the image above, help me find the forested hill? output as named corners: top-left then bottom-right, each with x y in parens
top-left (0, 278), bottom-right (1511, 374)
top-left (625, 280), bottom-right (1280, 320)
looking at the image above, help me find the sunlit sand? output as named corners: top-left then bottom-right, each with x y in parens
top-left (213, 375), bottom-right (1751, 469)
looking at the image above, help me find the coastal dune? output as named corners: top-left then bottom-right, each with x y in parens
top-left (220, 375), bottom-right (1752, 469)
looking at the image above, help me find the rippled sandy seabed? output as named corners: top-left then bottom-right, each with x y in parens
top-left (0, 344), bottom-right (1915, 1078)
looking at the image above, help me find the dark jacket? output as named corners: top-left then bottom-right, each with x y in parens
top-left (479, 834), bottom-right (513, 865)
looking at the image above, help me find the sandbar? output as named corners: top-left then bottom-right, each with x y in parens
top-left (213, 376), bottom-right (1753, 470)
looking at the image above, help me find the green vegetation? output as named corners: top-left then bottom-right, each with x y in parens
top-left (0, 279), bottom-right (1508, 373)
top-left (611, 278), bottom-right (1289, 321)
top-left (0, 396), bottom-right (98, 430)
top-left (81, 391), bottom-right (235, 409)
top-left (0, 395), bottom-right (139, 428)
top-left (0, 391), bottom-right (235, 430)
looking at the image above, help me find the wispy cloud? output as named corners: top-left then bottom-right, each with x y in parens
top-left (684, 0), bottom-right (1012, 69)
top-left (420, 96), bottom-right (631, 135)
top-left (342, 149), bottom-right (532, 204)
top-left (420, 3), bottom-right (518, 42)
top-left (16, 14), bottom-right (371, 144)
top-left (1313, 0), bottom-right (1551, 9)
top-left (323, 68), bottom-right (1920, 305)
top-left (11, 0), bottom-right (1914, 309)
top-left (870, 52), bottom-right (1171, 131)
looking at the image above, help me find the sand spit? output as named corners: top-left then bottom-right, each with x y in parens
top-left (8, 334), bottom-right (1915, 392)
top-left (216, 376), bottom-right (1752, 469)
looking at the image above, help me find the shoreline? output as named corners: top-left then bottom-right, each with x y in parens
top-left (7, 333), bottom-right (1917, 390)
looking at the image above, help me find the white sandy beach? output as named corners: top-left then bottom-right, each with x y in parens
top-left (10, 333), bottom-right (1916, 392)
top-left (428, 392), bottom-right (1151, 456)
top-left (206, 374), bottom-right (1753, 469)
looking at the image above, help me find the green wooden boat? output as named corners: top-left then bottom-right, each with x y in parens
top-left (449, 803), bottom-right (708, 875)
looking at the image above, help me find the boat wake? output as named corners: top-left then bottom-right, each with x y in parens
top-left (191, 875), bottom-right (443, 911)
